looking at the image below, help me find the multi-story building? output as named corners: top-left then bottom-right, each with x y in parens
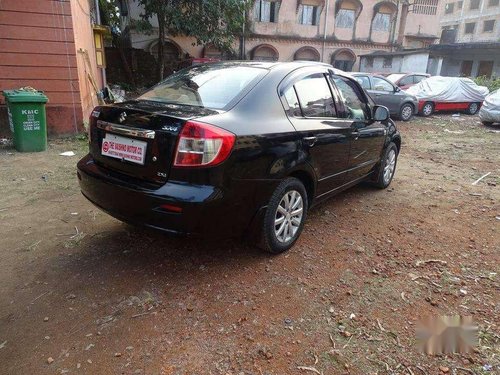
top-left (430, 0), bottom-right (500, 77)
top-left (122, 0), bottom-right (443, 73)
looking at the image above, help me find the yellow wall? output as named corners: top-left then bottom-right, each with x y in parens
top-left (70, 0), bottom-right (103, 122)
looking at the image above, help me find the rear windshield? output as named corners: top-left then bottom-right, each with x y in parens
top-left (138, 65), bottom-right (266, 110)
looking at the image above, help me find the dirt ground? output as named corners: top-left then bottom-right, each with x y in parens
top-left (0, 115), bottom-right (498, 375)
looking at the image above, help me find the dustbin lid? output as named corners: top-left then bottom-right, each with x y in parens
top-left (2, 88), bottom-right (49, 103)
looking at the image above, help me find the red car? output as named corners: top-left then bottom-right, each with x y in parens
top-left (418, 100), bottom-right (482, 117)
top-left (387, 73), bottom-right (430, 90)
top-left (406, 76), bottom-right (489, 117)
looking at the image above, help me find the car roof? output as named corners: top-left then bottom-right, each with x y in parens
top-left (351, 72), bottom-right (389, 79)
top-left (202, 60), bottom-right (352, 79)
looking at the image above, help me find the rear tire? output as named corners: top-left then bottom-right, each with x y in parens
top-left (258, 177), bottom-right (308, 254)
top-left (467, 102), bottom-right (480, 115)
top-left (372, 142), bottom-right (398, 189)
top-left (421, 102), bottom-right (434, 117)
top-left (399, 103), bottom-right (414, 121)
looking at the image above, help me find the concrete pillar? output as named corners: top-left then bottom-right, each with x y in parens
top-left (471, 60), bottom-right (480, 77)
top-left (436, 57), bottom-right (444, 76)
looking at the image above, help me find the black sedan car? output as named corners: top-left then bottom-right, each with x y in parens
top-left (77, 62), bottom-right (401, 254)
top-left (351, 73), bottom-right (418, 121)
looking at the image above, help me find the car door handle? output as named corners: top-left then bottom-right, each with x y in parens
top-left (303, 136), bottom-right (317, 147)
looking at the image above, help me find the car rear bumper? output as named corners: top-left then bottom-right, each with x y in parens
top-left (77, 154), bottom-right (275, 238)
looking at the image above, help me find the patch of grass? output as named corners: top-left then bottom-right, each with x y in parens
top-left (64, 232), bottom-right (86, 248)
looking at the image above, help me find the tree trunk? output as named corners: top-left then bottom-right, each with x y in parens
top-left (157, 14), bottom-right (166, 81)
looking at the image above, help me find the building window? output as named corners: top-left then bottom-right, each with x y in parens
top-left (299, 5), bottom-right (319, 26)
top-left (413, 0), bottom-right (439, 15)
top-left (489, 0), bottom-right (499, 6)
top-left (470, 0), bottom-right (481, 9)
top-left (254, 1), bottom-right (279, 23)
top-left (373, 13), bottom-right (391, 32)
top-left (464, 22), bottom-right (476, 33)
top-left (383, 57), bottom-right (393, 68)
top-left (366, 57), bottom-right (374, 68)
top-left (294, 47), bottom-right (320, 61)
top-left (93, 30), bottom-right (106, 68)
top-left (478, 61), bottom-right (494, 77)
top-left (444, 3), bottom-right (455, 13)
top-left (252, 44), bottom-right (279, 61)
top-left (460, 60), bottom-right (473, 76)
top-left (483, 19), bottom-right (495, 32)
top-left (332, 49), bottom-right (356, 71)
top-left (336, 8), bottom-right (355, 28)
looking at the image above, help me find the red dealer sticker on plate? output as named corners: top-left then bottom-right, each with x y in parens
top-left (101, 133), bottom-right (147, 165)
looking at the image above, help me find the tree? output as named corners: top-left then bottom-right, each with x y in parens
top-left (134, 0), bottom-right (250, 80)
top-left (98, 0), bottom-right (136, 86)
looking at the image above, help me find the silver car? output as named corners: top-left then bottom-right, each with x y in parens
top-left (351, 73), bottom-right (419, 121)
top-left (479, 89), bottom-right (500, 125)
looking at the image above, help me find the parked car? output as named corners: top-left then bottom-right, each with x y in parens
top-left (406, 76), bottom-right (489, 117)
top-left (351, 73), bottom-right (418, 121)
top-left (479, 89), bottom-right (500, 125)
top-left (77, 62), bottom-right (401, 254)
top-left (387, 73), bottom-right (430, 90)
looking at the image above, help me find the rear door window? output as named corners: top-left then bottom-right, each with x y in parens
top-left (294, 74), bottom-right (337, 118)
top-left (283, 86), bottom-right (302, 117)
top-left (330, 76), bottom-right (369, 120)
top-left (355, 75), bottom-right (371, 90)
top-left (399, 75), bottom-right (413, 86)
top-left (372, 77), bottom-right (394, 92)
top-left (414, 75), bottom-right (427, 84)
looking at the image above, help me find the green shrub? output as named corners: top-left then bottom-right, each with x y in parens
top-left (474, 76), bottom-right (500, 92)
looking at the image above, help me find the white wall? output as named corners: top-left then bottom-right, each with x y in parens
top-left (360, 53), bottom-right (430, 74)
top-left (401, 53), bottom-right (430, 73)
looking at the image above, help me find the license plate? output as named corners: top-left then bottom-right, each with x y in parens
top-left (101, 133), bottom-right (147, 165)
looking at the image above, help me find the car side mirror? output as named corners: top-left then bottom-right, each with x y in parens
top-left (394, 86), bottom-right (401, 92)
top-left (373, 105), bottom-right (390, 122)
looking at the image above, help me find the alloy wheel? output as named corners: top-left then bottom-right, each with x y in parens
top-left (383, 149), bottom-right (396, 184)
top-left (274, 190), bottom-right (303, 243)
top-left (469, 103), bottom-right (478, 114)
top-left (422, 103), bottom-right (433, 116)
top-left (401, 105), bottom-right (413, 120)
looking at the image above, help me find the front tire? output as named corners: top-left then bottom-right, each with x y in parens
top-left (421, 102), bottom-right (434, 117)
top-left (399, 103), bottom-right (414, 121)
top-left (373, 143), bottom-right (398, 189)
top-left (259, 178), bottom-right (308, 254)
top-left (467, 102), bottom-right (480, 115)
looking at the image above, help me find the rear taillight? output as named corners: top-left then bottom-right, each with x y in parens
top-left (89, 109), bottom-right (100, 144)
top-left (174, 121), bottom-right (235, 167)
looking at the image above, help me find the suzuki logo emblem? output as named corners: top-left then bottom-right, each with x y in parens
top-left (119, 112), bottom-right (127, 123)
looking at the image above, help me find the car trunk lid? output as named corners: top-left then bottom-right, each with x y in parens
top-left (89, 101), bottom-right (219, 184)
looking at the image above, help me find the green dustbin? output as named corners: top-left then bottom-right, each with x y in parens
top-left (2, 88), bottom-right (49, 152)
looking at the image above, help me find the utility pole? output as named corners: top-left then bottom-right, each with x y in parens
top-left (397, 1), bottom-right (411, 46)
top-left (322, 0), bottom-right (330, 63)
top-left (240, 0), bottom-right (247, 60)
